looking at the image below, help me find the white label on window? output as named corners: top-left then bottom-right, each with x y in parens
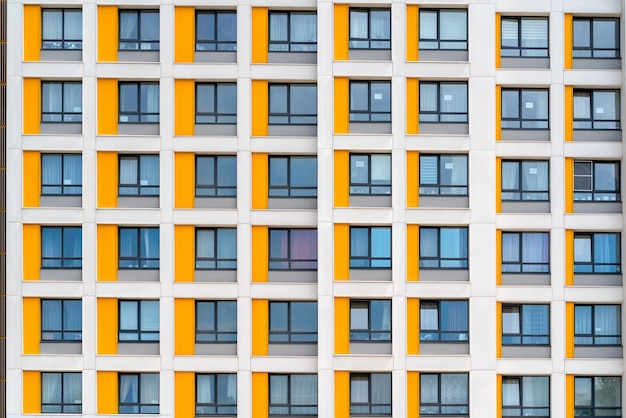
top-left (529, 168), bottom-right (537, 174)
top-left (525, 102), bottom-right (534, 109)
top-left (140, 180), bottom-right (148, 185)
top-left (444, 94), bottom-right (453, 101)
top-left (120, 115), bottom-right (128, 122)
top-left (596, 327), bottom-right (602, 332)
top-left (596, 107), bottom-right (604, 114)
top-left (73, 107), bottom-right (81, 112)
top-left (444, 163), bottom-right (454, 169)
top-left (356, 161), bottom-right (365, 167)
top-left (374, 93), bottom-right (383, 100)
top-left (63, 179), bottom-right (72, 185)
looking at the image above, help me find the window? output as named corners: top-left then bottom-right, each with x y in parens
top-left (195, 155), bottom-right (237, 197)
top-left (349, 9), bottom-right (390, 49)
top-left (502, 376), bottom-right (550, 417)
top-left (502, 305), bottom-right (549, 345)
top-left (574, 90), bottom-right (620, 130)
top-left (574, 376), bottom-right (622, 416)
top-left (574, 233), bottom-right (621, 273)
top-left (119, 373), bottom-right (160, 414)
top-left (350, 227), bottom-right (391, 268)
top-left (195, 228), bottom-right (237, 270)
top-left (119, 82), bottom-right (159, 123)
top-left (420, 373), bottom-right (469, 415)
top-left (350, 81), bottom-right (391, 122)
top-left (501, 17), bottom-right (548, 57)
top-left (269, 84), bottom-right (317, 125)
top-left (350, 373), bottom-right (392, 415)
top-left (419, 9), bottom-right (467, 50)
top-left (419, 82), bottom-right (468, 123)
top-left (574, 161), bottom-right (620, 201)
top-left (41, 299), bottom-right (82, 341)
top-left (41, 226), bottom-right (82, 268)
top-left (269, 156), bottom-right (317, 197)
top-left (269, 12), bottom-right (317, 52)
top-left (350, 300), bottom-right (391, 342)
top-left (119, 300), bottom-right (159, 342)
top-left (269, 229), bottom-right (317, 270)
top-left (195, 301), bottom-right (237, 342)
top-left (41, 82), bottom-right (82, 122)
top-left (501, 160), bottom-right (549, 201)
top-left (196, 11), bottom-right (236, 51)
top-left (501, 88), bottom-right (549, 129)
top-left (420, 227), bottom-right (468, 268)
top-left (196, 374), bottom-right (237, 416)
top-left (573, 18), bottom-right (620, 58)
top-left (269, 301), bottom-right (317, 342)
top-left (41, 154), bottom-right (82, 195)
top-left (501, 232), bottom-right (549, 273)
top-left (420, 300), bottom-right (468, 342)
top-left (119, 155), bottom-right (159, 196)
top-left (195, 83), bottom-right (237, 124)
top-left (41, 372), bottom-right (82, 413)
top-left (42, 9), bottom-right (82, 50)
top-left (119, 10), bottom-right (159, 50)
top-left (119, 227), bottom-right (160, 269)
top-left (419, 155), bottom-right (468, 196)
top-left (575, 305), bottom-right (621, 345)
top-left (350, 154), bottom-right (391, 195)
top-left (269, 374), bottom-right (318, 415)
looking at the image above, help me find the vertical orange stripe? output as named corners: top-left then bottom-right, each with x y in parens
top-left (406, 151), bottom-right (419, 207)
top-left (97, 298), bottom-right (118, 355)
top-left (496, 374), bottom-right (502, 418)
top-left (496, 302), bottom-right (502, 358)
top-left (564, 158), bottom-right (574, 213)
top-left (565, 230), bottom-right (574, 286)
top-left (252, 373), bottom-right (269, 418)
top-left (174, 80), bottom-right (195, 136)
top-left (251, 299), bottom-right (268, 356)
top-left (97, 224), bottom-right (118, 281)
top-left (406, 225), bottom-right (419, 281)
top-left (565, 302), bottom-right (574, 358)
top-left (564, 14), bottom-right (573, 70)
top-left (334, 371), bottom-right (350, 418)
top-left (407, 371), bottom-right (419, 418)
top-left (334, 224), bottom-right (349, 280)
top-left (97, 371), bottom-right (118, 414)
top-left (174, 7), bottom-right (195, 63)
top-left (334, 298), bottom-right (349, 354)
top-left (565, 375), bottom-right (574, 418)
top-left (23, 371), bottom-right (41, 413)
top-left (406, 79), bottom-right (419, 135)
top-left (406, 6), bottom-right (418, 62)
top-left (334, 77), bottom-right (349, 133)
top-left (174, 225), bottom-right (195, 282)
top-left (97, 151), bottom-right (118, 208)
top-left (23, 298), bottom-right (41, 354)
top-left (334, 5), bottom-right (349, 60)
top-left (174, 299), bottom-right (195, 355)
top-left (97, 79), bottom-right (118, 135)
top-left (495, 85), bottom-right (501, 140)
top-left (175, 372), bottom-right (195, 418)
top-left (495, 14), bottom-right (501, 68)
top-left (251, 153), bottom-right (269, 209)
top-left (251, 80), bottom-right (268, 136)
top-left (251, 226), bottom-right (268, 282)
top-left (97, 6), bottom-right (118, 62)
top-left (407, 298), bottom-right (419, 354)
top-left (495, 157), bottom-right (502, 213)
top-left (496, 230), bottom-right (502, 285)
top-left (23, 151), bottom-right (41, 207)
top-left (23, 5), bottom-right (41, 61)
top-left (251, 8), bottom-right (268, 63)
top-left (174, 152), bottom-right (195, 208)
top-left (23, 78), bottom-right (41, 134)
top-left (564, 86), bottom-right (574, 142)
top-left (22, 225), bottom-right (40, 281)
top-left (334, 151), bottom-right (349, 207)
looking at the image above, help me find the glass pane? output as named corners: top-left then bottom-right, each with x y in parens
top-left (196, 157), bottom-right (215, 186)
top-left (440, 11), bottom-right (466, 41)
top-left (196, 13), bottom-right (215, 41)
top-left (371, 155), bottom-right (391, 185)
top-left (370, 300), bottom-right (391, 332)
top-left (441, 374), bottom-right (468, 405)
top-left (270, 302), bottom-right (288, 331)
top-left (573, 20), bottom-right (591, 48)
top-left (350, 302), bottom-right (369, 330)
top-left (217, 157), bottom-right (237, 187)
top-left (421, 374), bottom-right (439, 403)
top-left (370, 11), bottom-right (390, 41)
top-left (350, 83), bottom-right (369, 111)
top-left (290, 85), bottom-right (317, 116)
top-left (43, 10), bottom-right (63, 41)
top-left (42, 83), bottom-right (62, 112)
top-left (522, 377), bottom-right (549, 407)
top-left (269, 85), bottom-right (288, 114)
top-left (574, 377), bottom-right (592, 406)
top-left (502, 90), bottom-right (520, 119)
top-left (291, 157), bottom-right (317, 188)
top-left (502, 306), bottom-right (521, 334)
top-left (217, 84), bottom-right (237, 115)
top-left (217, 13), bottom-right (236, 43)
top-left (419, 11), bottom-right (437, 40)
top-left (196, 302), bottom-right (215, 331)
top-left (291, 302), bottom-right (317, 333)
top-left (119, 301), bottom-right (138, 330)
top-left (593, 20), bottom-right (617, 50)
top-left (119, 84), bottom-right (138, 112)
top-left (217, 302), bottom-right (236, 333)
top-left (371, 82), bottom-right (391, 112)
top-left (140, 301), bottom-right (160, 332)
top-left (217, 374), bottom-right (237, 405)
top-left (574, 236), bottom-right (592, 263)
top-left (594, 377), bottom-right (620, 408)
top-left (196, 85), bottom-right (215, 113)
top-left (140, 12), bottom-right (160, 41)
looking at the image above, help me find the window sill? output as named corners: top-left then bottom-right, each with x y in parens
top-left (500, 129), bottom-right (550, 141)
top-left (268, 343), bottom-right (317, 356)
top-left (501, 345), bottom-right (550, 358)
top-left (573, 273), bottom-right (622, 287)
top-left (573, 129), bottom-right (621, 142)
top-left (118, 269), bottom-right (160, 282)
top-left (40, 268), bottom-right (82, 281)
top-left (419, 342), bottom-right (469, 355)
top-left (501, 273), bottom-right (550, 286)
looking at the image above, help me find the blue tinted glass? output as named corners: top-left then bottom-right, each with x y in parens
top-left (270, 230), bottom-right (288, 259)
top-left (270, 302), bottom-right (288, 331)
top-left (291, 157), bottom-right (317, 188)
top-left (217, 85), bottom-right (236, 115)
top-left (269, 86), bottom-right (288, 113)
top-left (269, 158), bottom-right (288, 186)
top-left (594, 233), bottom-right (618, 264)
top-left (440, 301), bottom-right (468, 331)
top-left (522, 305), bottom-right (548, 335)
top-left (42, 300), bottom-right (62, 330)
top-left (371, 301), bottom-right (391, 331)
top-left (120, 228), bottom-right (138, 257)
top-left (64, 300), bottom-right (82, 331)
top-left (119, 84), bottom-right (138, 112)
top-left (196, 85), bottom-right (215, 113)
top-left (196, 13), bottom-right (215, 41)
top-left (196, 302), bottom-right (215, 331)
top-left (440, 228), bottom-right (467, 258)
top-left (140, 228), bottom-right (159, 259)
top-left (197, 157), bottom-right (215, 186)
top-left (217, 302), bottom-right (237, 332)
top-left (42, 227), bottom-right (62, 258)
top-left (371, 228), bottom-right (391, 258)
top-left (217, 13), bottom-right (236, 42)
top-left (217, 157), bottom-right (236, 187)
top-left (42, 155), bottom-right (62, 185)
top-left (292, 302), bottom-right (317, 332)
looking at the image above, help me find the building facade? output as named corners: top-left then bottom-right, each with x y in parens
top-left (5, 0), bottom-right (626, 416)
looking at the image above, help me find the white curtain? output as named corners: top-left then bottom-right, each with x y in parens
top-left (522, 305), bottom-right (549, 342)
top-left (439, 84), bottom-right (467, 122)
top-left (502, 233), bottom-right (520, 270)
top-left (291, 13), bottom-right (317, 45)
top-left (269, 14), bottom-right (288, 42)
top-left (349, 11), bottom-right (368, 40)
top-left (291, 375), bottom-right (317, 410)
top-left (41, 227), bottom-right (61, 264)
top-left (371, 155), bottom-right (391, 185)
top-left (371, 374), bottom-right (391, 406)
top-left (63, 373), bottom-right (82, 409)
top-left (440, 155), bottom-right (467, 187)
top-left (574, 305), bottom-right (592, 344)
top-left (140, 374), bottom-right (160, 410)
top-left (119, 12), bottom-right (138, 40)
top-left (502, 306), bottom-right (521, 334)
top-left (594, 305), bottom-right (619, 344)
top-left (42, 11), bottom-right (63, 40)
top-left (370, 11), bottom-right (390, 41)
top-left (62, 83), bottom-right (82, 120)
top-left (64, 155), bottom-right (82, 192)
top-left (42, 373), bottom-right (62, 406)
top-left (521, 19), bottom-right (548, 50)
top-left (119, 375), bottom-right (137, 404)
top-left (502, 378), bottom-right (521, 407)
top-left (197, 375), bottom-right (215, 404)
top-left (141, 84), bottom-right (160, 121)
top-left (440, 11), bottom-right (466, 42)
top-left (119, 157), bottom-right (138, 187)
top-left (522, 161), bottom-right (548, 194)
top-left (441, 374), bottom-right (468, 406)
top-left (139, 228), bottom-right (159, 265)
top-left (594, 233), bottom-right (618, 271)
top-left (64, 10), bottom-right (82, 42)
top-left (522, 377), bottom-right (549, 408)
top-left (140, 12), bottom-right (160, 43)
top-left (521, 233), bottom-right (549, 271)
top-left (217, 229), bottom-right (237, 268)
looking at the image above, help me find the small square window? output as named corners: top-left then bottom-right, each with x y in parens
top-left (574, 232), bottom-right (620, 273)
top-left (195, 301), bottom-right (237, 343)
top-left (419, 227), bottom-right (468, 269)
top-left (420, 300), bottom-right (468, 342)
top-left (41, 82), bottom-right (82, 123)
top-left (41, 154), bottom-right (82, 196)
top-left (196, 11), bottom-right (237, 51)
top-left (269, 12), bottom-right (317, 52)
top-left (41, 372), bottom-right (82, 413)
top-left (574, 161), bottom-right (620, 202)
top-left (269, 374), bottom-right (318, 415)
top-left (574, 376), bottom-right (622, 416)
top-left (269, 156), bottom-right (317, 197)
top-left (196, 373), bottom-right (237, 415)
top-left (119, 82), bottom-right (160, 123)
top-left (269, 229), bottom-right (317, 270)
top-left (419, 154), bottom-right (467, 196)
top-left (573, 90), bottom-right (620, 130)
top-left (502, 232), bottom-right (549, 273)
top-left (420, 373), bottom-right (469, 415)
top-left (350, 226), bottom-right (391, 268)
top-left (269, 84), bottom-right (317, 125)
top-left (350, 154), bottom-right (391, 196)
top-left (501, 88), bottom-right (549, 129)
top-left (501, 17), bottom-right (548, 57)
top-left (349, 81), bottom-right (391, 122)
top-left (269, 301), bottom-right (317, 343)
top-left (119, 10), bottom-right (160, 51)
top-left (419, 82), bottom-right (468, 123)
top-left (502, 376), bottom-right (550, 417)
top-left (41, 226), bottom-right (82, 268)
top-left (119, 373), bottom-right (160, 414)
top-left (42, 9), bottom-right (82, 50)
top-left (419, 9), bottom-right (467, 50)
top-left (350, 373), bottom-right (392, 415)
top-left (119, 300), bottom-right (160, 342)
top-left (573, 18), bottom-right (620, 58)
top-left (502, 304), bottom-right (549, 345)
top-left (349, 9), bottom-right (391, 49)
top-left (119, 227), bottom-right (160, 269)
top-left (501, 160), bottom-right (549, 201)
top-left (41, 299), bottom-right (82, 341)
top-left (195, 155), bottom-right (237, 197)
top-left (196, 83), bottom-right (237, 124)
top-left (119, 155), bottom-right (159, 196)
top-left (575, 305), bottom-right (621, 346)
top-left (350, 300), bottom-right (391, 342)
top-left (195, 228), bottom-right (237, 270)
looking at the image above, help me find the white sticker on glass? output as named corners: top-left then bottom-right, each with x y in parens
top-left (374, 93), bottom-right (383, 100)
top-left (525, 102), bottom-right (534, 109)
top-left (444, 163), bottom-right (453, 169)
top-left (529, 168), bottom-right (537, 174)
top-left (140, 180), bottom-right (148, 185)
top-left (356, 161), bottom-right (365, 167)
top-left (63, 179), bottom-right (72, 184)
top-left (120, 116), bottom-right (128, 122)
top-left (444, 95), bottom-right (453, 101)
top-left (596, 107), bottom-right (604, 114)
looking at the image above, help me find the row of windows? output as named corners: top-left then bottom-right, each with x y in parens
top-left (42, 8), bottom-right (620, 61)
top-left (39, 81), bottom-right (623, 131)
top-left (38, 225), bottom-right (622, 275)
top-left (41, 298), bottom-right (623, 349)
top-left (34, 371), bottom-right (625, 417)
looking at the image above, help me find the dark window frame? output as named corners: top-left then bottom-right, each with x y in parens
top-left (269, 374), bottom-right (318, 415)
top-left (419, 154), bottom-right (468, 196)
top-left (195, 228), bottom-right (237, 270)
top-left (349, 80), bottom-right (392, 123)
top-left (573, 89), bottom-right (621, 130)
top-left (268, 156), bottom-right (317, 198)
top-left (268, 11), bottom-right (317, 52)
top-left (502, 376), bottom-right (550, 418)
top-left (118, 154), bottom-right (159, 196)
top-left (573, 17), bottom-right (620, 58)
top-left (195, 155), bottom-right (237, 198)
top-left (349, 300), bottom-right (392, 342)
top-left (348, 8), bottom-right (391, 50)
top-left (349, 154), bottom-right (391, 196)
top-left (501, 88), bottom-right (549, 129)
top-left (419, 81), bottom-right (468, 123)
top-left (118, 227), bottom-right (160, 269)
top-left (418, 8), bottom-right (468, 51)
top-left (118, 373), bottom-right (160, 414)
top-left (269, 301), bottom-right (318, 343)
top-left (41, 153), bottom-right (82, 196)
top-left (573, 161), bottom-right (620, 202)
top-left (500, 16), bottom-right (549, 58)
top-left (118, 81), bottom-right (160, 124)
top-left (419, 373), bottom-right (469, 416)
top-left (502, 304), bottom-right (550, 346)
top-left (574, 376), bottom-right (622, 417)
top-left (41, 372), bottom-right (83, 413)
top-left (41, 226), bottom-right (82, 269)
top-left (41, 81), bottom-right (82, 123)
top-left (268, 229), bottom-right (318, 271)
top-left (195, 300), bottom-right (237, 343)
top-left (349, 226), bottom-right (392, 269)
top-left (574, 304), bottom-right (621, 346)
top-left (419, 300), bottom-right (469, 342)
top-left (195, 82), bottom-right (237, 124)
top-left (195, 10), bottom-right (237, 51)
top-left (41, 299), bottom-right (82, 342)
top-left (41, 8), bottom-right (83, 50)
top-left (195, 373), bottom-right (237, 416)
top-left (501, 232), bottom-right (550, 273)
top-left (118, 9), bottom-right (160, 51)
top-left (118, 300), bottom-right (160, 342)
top-left (501, 160), bottom-right (549, 201)
top-left (574, 232), bottom-right (621, 274)
top-left (349, 373), bottom-right (392, 416)
top-left (268, 83), bottom-right (317, 125)
top-left (419, 226), bottom-right (469, 269)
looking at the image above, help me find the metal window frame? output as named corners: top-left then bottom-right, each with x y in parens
top-left (501, 88), bottom-right (550, 129)
top-left (195, 82), bottom-right (237, 124)
top-left (195, 300), bottom-right (237, 343)
top-left (502, 376), bottom-right (550, 417)
top-left (501, 159), bottom-right (550, 202)
top-left (349, 226), bottom-right (392, 269)
top-left (419, 300), bottom-right (469, 342)
top-left (195, 155), bottom-right (237, 197)
top-left (41, 226), bottom-right (82, 269)
top-left (501, 231), bottom-right (550, 273)
top-left (573, 376), bottom-right (622, 417)
top-left (573, 160), bottom-right (621, 201)
top-left (195, 228), bottom-right (237, 271)
top-left (349, 80), bottom-right (392, 122)
top-left (573, 17), bottom-right (620, 58)
top-left (573, 90), bottom-right (621, 130)
top-left (418, 81), bottom-right (468, 123)
top-left (349, 153), bottom-right (391, 196)
top-left (349, 373), bottom-right (392, 415)
top-left (349, 300), bottom-right (392, 342)
top-left (418, 226), bottom-right (469, 269)
top-left (41, 372), bottom-right (83, 413)
top-left (41, 81), bottom-right (82, 123)
top-left (574, 304), bottom-right (622, 346)
top-left (419, 373), bottom-right (469, 415)
top-left (268, 83), bottom-right (317, 125)
top-left (268, 374), bottom-right (319, 415)
top-left (573, 232), bottom-right (621, 274)
top-left (118, 373), bottom-right (160, 414)
top-left (418, 8), bottom-right (468, 50)
top-left (41, 299), bottom-right (82, 341)
top-left (195, 10), bottom-right (237, 51)
top-left (118, 81), bottom-right (160, 123)
top-left (118, 227), bottom-right (160, 269)
top-left (195, 373), bottom-right (238, 416)
top-left (500, 16), bottom-right (549, 57)
top-left (501, 304), bottom-right (550, 346)
top-left (118, 154), bottom-right (160, 196)
top-left (118, 9), bottom-right (160, 50)
top-left (268, 229), bottom-right (318, 271)
top-left (268, 11), bottom-right (318, 52)
top-left (118, 300), bottom-right (160, 341)
top-left (348, 8), bottom-right (391, 50)
top-left (41, 8), bottom-right (83, 50)
top-left (268, 155), bottom-right (317, 198)
top-left (41, 153), bottom-right (82, 196)
top-left (269, 301), bottom-right (318, 343)
top-left (419, 154), bottom-right (468, 196)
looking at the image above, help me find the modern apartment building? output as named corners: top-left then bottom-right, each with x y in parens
top-left (5, 0), bottom-right (625, 416)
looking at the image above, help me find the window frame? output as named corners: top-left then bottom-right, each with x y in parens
top-left (349, 154), bottom-right (391, 196)
top-left (41, 81), bottom-right (82, 123)
top-left (574, 304), bottom-right (621, 346)
top-left (41, 153), bottom-right (82, 196)
top-left (269, 374), bottom-right (318, 415)
top-left (573, 161), bottom-right (620, 202)
top-left (195, 83), bottom-right (237, 125)
top-left (501, 232), bottom-right (550, 273)
top-left (502, 376), bottom-right (550, 418)
top-left (195, 10), bottom-right (237, 52)
top-left (118, 81), bottom-right (160, 124)
top-left (501, 304), bottom-right (550, 346)
top-left (195, 228), bottom-right (237, 270)
top-left (418, 9), bottom-right (468, 51)
top-left (349, 373), bottom-right (392, 416)
top-left (118, 227), bottom-right (160, 269)
top-left (118, 373), bottom-right (160, 414)
top-left (419, 81), bottom-right (468, 123)
top-left (268, 156), bottom-right (317, 198)
top-left (195, 155), bottom-right (237, 198)
top-left (118, 154), bottom-right (159, 197)
top-left (573, 90), bottom-right (621, 130)
top-left (419, 300), bottom-right (469, 342)
top-left (118, 9), bottom-right (160, 51)
top-left (349, 80), bottom-right (392, 123)
top-left (419, 373), bottom-right (469, 416)
top-left (41, 299), bottom-right (82, 342)
top-left (349, 8), bottom-right (391, 50)
top-left (269, 301), bottom-right (318, 343)
top-left (195, 301), bottom-right (237, 343)
top-left (41, 372), bottom-right (82, 413)
top-left (118, 300), bottom-right (160, 342)
top-left (501, 160), bottom-right (549, 202)
top-left (419, 226), bottom-right (469, 269)
top-left (268, 11), bottom-right (317, 52)
top-left (574, 376), bottom-right (622, 417)
top-left (41, 226), bottom-right (82, 269)
top-left (500, 16), bottom-right (549, 58)
top-left (574, 232), bottom-right (621, 274)
top-left (349, 226), bottom-right (392, 269)
top-left (42, 8), bottom-right (83, 50)
top-left (419, 154), bottom-right (468, 196)
top-left (349, 300), bottom-right (392, 342)
top-left (268, 84), bottom-right (317, 125)
top-left (268, 229), bottom-right (318, 271)
top-left (195, 373), bottom-right (237, 416)
top-left (573, 17), bottom-right (620, 59)
top-left (501, 88), bottom-right (549, 129)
